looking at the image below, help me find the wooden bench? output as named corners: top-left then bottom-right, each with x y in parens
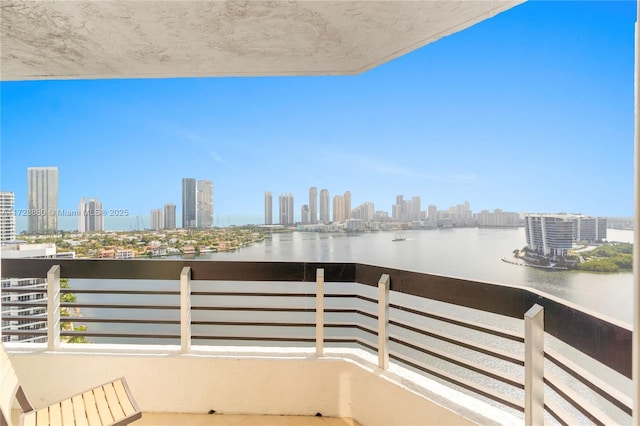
top-left (1, 344), bottom-right (141, 426)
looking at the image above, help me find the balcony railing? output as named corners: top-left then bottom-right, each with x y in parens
top-left (1, 258), bottom-right (633, 425)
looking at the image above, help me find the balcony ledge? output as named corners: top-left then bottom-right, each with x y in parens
top-left (5, 343), bottom-right (520, 426)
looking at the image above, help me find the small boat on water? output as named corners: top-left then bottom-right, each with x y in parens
top-left (392, 236), bottom-right (406, 242)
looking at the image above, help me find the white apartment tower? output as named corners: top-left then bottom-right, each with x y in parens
top-left (78, 197), bottom-right (104, 232)
top-left (264, 192), bottom-right (273, 225)
top-left (279, 193), bottom-right (294, 226)
top-left (301, 204), bottom-right (310, 224)
top-left (309, 187), bottom-right (318, 224)
top-left (0, 192), bottom-right (16, 242)
top-left (151, 208), bottom-right (164, 230)
top-left (197, 180), bottom-right (214, 228)
top-left (27, 167), bottom-right (58, 233)
top-left (319, 189), bottom-right (330, 224)
top-left (344, 191), bottom-right (351, 221)
top-left (333, 195), bottom-right (345, 224)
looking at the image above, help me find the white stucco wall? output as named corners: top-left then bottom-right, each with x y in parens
top-left (6, 345), bottom-right (519, 425)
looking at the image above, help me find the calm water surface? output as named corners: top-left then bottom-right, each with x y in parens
top-left (195, 227), bottom-right (634, 324)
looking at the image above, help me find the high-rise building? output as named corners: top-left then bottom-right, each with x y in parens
top-left (524, 213), bottom-right (575, 257)
top-left (393, 195), bottom-right (405, 222)
top-left (301, 204), bottom-right (310, 224)
top-left (182, 178), bottom-right (197, 228)
top-left (78, 197), bottom-right (104, 232)
top-left (574, 216), bottom-right (607, 242)
top-left (333, 195), bottom-right (345, 224)
top-left (309, 187), bottom-right (318, 224)
top-left (164, 203), bottom-right (176, 229)
top-left (197, 180), bottom-right (213, 228)
top-left (428, 205), bottom-right (438, 226)
top-left (343, 191), bottom-right (351, 221)
top-left (411, 196), bottom-right (421, 221)
top-left (151, 208), bottom-right (164, 230)
top-left (319, 189), bottom-right (330, 224)
top-left (27, 167), bottom-right (58, 233)
top-left (476, 209), bottom-right (520, 227)
top-left (0, 192), bottom-right (16, 242)
top-left (2, 242), bottom-right (63, 343)
top-left (264, 191), bottom-right (273, 225)
top-left (352, 201), bottom-right (374, 222)
top-left (279, 193), bottom-right (294, 226)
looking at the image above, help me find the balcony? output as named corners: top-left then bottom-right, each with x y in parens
top-left (0, 258), bottom-right (632, 425)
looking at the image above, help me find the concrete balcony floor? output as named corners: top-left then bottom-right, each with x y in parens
top-left (11, 412), bottom-right (359, 426)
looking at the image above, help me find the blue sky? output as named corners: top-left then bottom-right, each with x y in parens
top-left (1, 1), bottom-right (636, 229)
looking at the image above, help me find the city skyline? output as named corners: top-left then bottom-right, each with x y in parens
top-left (0, 1), bottom-right (635, 220)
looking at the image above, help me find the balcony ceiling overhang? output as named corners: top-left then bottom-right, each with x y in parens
top-left (0, 1), bottom-right (523, 81)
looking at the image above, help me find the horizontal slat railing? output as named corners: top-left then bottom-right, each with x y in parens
top-left (1, 258), bottom-right (633, 424)
top-left (2, 258), bottom-right (631, 379)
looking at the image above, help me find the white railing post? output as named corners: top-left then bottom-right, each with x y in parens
top-left (378, 274), bottom-right (390, 370)
top-left (47, 265), bottom-right (61, 350)
top-left (525, 303), bottom-right (545, 426)
top-left (316, 268), bottom-right (324, 356)
top-left (180, 267), bottom-right (192, 354)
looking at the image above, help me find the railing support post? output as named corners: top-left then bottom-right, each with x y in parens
top-left (378, 274), bottom-right (390, 370)
top-left (180, 266), bottom-right (192, 354)
top-left (525, 303), bottom-right (545, 426)
top-left (316, 268), bottom-right (324, 356)
top-left (47, 265), bottom-right (61, 350)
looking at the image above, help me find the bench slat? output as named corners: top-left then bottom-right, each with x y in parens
top-left (103, 383), bottom-right (125, 421)
top-left (112, 380), bottom-right (136, 417)
top-left (60, 398), bottom-right (74, 426)
top-left (82, 390), bottom-right (102, 426)
top-left (48, 402), bottom-right (62, 426)
top-left (72, 394), bottom-right (89, 426)
top-left (93, 386), bottom-right (114, 425)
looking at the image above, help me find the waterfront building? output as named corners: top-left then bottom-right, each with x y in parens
top-left (476, 209), bottom-right (521, 227)
top-left (27, 166), bottom-right (58, 234)
top-left (448, 201), bottom-right (472, 225)
top-left (197, 180), bottom-right (214, 228)
top-left (428, 205), bottom-right (438, 227)
top-left (411, 196), bottom-right (421, 222)
top-left (164, 203), bottom-right (176, 229)
top-left (319, 189), bottom-right (329, 224)
top-left (333, 195), bottom-right (345, 224)
top-left (151, 208), bottom-right (164, 230)
top-left (345, 218), bottom-right (364, 231)
top-left (279, 193), bottom-right (294, 226)
top-left (0, 192), bottom-right (16, 243)
top-left (352, 201), bottom-right (374, 222)
top-left (182, 178), bottom-right (197, 228)
top-left (78, 197), bottom-right (104, 232)
top-left (115, 249), bottom-right (135, 259)
top-left (525, 213), bottom-right (608, 257)
top-left (524, 214), bottom-right (575, 257)
top-left (343, 191), bottom-right (351, 221)
top-left (393, 195), bottom-right (405, 221)
top-left (309, 187), bottom-right (318, 224)
top-left (264, 191), bottom-right (273, 225)
top-left (301, 204), bottom-right (310, 224)
top-left (1, 242), bottom-right (71, 343)
top-left (374, 210), bottom-right (390, 222)
top-left (574, 216), bottom-right (607, 242)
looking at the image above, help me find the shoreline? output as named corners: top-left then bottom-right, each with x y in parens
top-left (500, 257), bottom-right (568, 271)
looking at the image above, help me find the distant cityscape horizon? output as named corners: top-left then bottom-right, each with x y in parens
top-left (0, 165), bottom-right (634, 236)
top-left (8, 208), bottom-right (633, 235)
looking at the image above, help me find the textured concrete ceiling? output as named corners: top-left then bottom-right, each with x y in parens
top-left (1, 1), bottom-right (523, 81)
